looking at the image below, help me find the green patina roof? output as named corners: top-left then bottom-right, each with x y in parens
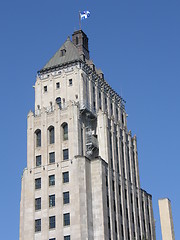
top-left (40, 37), bottom-right (81, 72)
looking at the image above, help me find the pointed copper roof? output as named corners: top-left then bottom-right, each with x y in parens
top-left (39, 37), bottom-right (81, 73)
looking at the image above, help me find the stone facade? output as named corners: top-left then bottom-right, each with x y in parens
top-left (20, 30), bottom-right (156, 240)
top-left (159, 198), bottom-right (175, 240)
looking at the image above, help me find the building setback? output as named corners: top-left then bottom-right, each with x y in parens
top-left (159, 198), bottom-right (175, 240)
top-left (19, 30), bottom-right (156, 240)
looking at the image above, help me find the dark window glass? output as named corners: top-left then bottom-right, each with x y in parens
top-left (63, 213), bottom-right (70, 226)
top-left (63, 123), bottom-right (68, 140)
top-left (63, 192), bottom-right (70, 204)
top-left (63, 172), bottom-right (69, 183)
top-left (64, 236), bottom-right (70, 240)
top-left (49, 194), bottom-right (55, 207)
top-left (35, 178), bottom-right (41, 190)
top-left (49, 216), bottom-right (56, 229)
top-left (69, 79), bottom-right (72, 86)
top-left (76, 36), bottom-right (78, 45)
top-left (56, 82), bottom-right (60, 89)
top-left (44, 86), bottom-right (47, 92)
top-left (49, 152), bottom-right (55, 164)
top-left (35, 198), bottom-right (41, 211)
top-left (49, 238), bottom-right (56, 240)
top-left (111, 103), bottom-right (113, 115)
top-left (99, 92), bottom-right (101, 109)
top-left (36, 130), bottom-right (41, 147)
top-left (49, 127), bottom-right (55, 144)
top-left (63, 149), bottom-right (69, 160)
top-left (35, 219), bottom-right (41, 232)
top-left (116, 108), bottom-right (118, 120)
top-left (105, 97), bottom-right (107, 110)
top-left (36, 155), bottom-right (41, 167)
top-left (122, 113), bottom-right (124, 124)
top-left (61, 49), bottom-right (66, 56)
top-left (49, 175), bottom-right (55, 186)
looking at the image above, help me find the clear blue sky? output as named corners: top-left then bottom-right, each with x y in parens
top-left (0, 0), bottom-right (179, 239)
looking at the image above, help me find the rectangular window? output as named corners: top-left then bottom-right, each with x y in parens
top-left (63, 213), bottom-right (70, 226)
top-left (49, 127), bottom-right (54, 144)
top-left (44, 86), bottom-right (47, 92)
top-left (35, 197), bottom-right (41, 211)
top-left (49, 194), bottom-right (55, 207)
top-left (36, 130), bottom-right (41, 147)
top-left (49, 238), bottom-right (56, 240)
top-left (63, 172), bottom-right (69, 183)
top-left (49, 152), bottom-right (55, 164)
top-left (49, 216), bottom-right (56, 229)
top-left (36, 155), bottom-right (41, 167)
top-left (56, 82), bottom-right (60, 89)
top-left (99, 92), bottom-right (101, 109)
top-left (105, 97), bottom-right (107, 110)
top-left (35, 219), bottom-right (41, 232)
top-left (49, 175), bottom-right (55, 186)
top-left (63, 149), bottom-right (69, 160)
top-left (35, 178), bottom-right (41, 190)
top-left (63, 192), bottom-right (70, 204)
top-left (64, 236), bottom-right (70, 240)
top-left (69, 79), bottom-right (72, 86)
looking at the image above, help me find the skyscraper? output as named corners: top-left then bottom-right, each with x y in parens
top-left (19, 30), bottom-right (156, 240)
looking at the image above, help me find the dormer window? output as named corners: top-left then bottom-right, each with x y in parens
top-left (61, 49), bottom-right (66, 57)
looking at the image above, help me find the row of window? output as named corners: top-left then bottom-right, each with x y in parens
top-left (35, 123), bottom-right (68, 147)
top-left (35, 213), bottom-right (70, 232)
top-left (35, 149), bottom-right (69, 167)
top-left (43, 79), bottom-right (73, 93)
top-left (35, 192), bottom-right (69, 211)
top-left (35, 172), bottom-right (69, 190)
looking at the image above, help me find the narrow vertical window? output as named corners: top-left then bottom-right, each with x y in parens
top-left (76, 36), bottom-right (78, 45)
top-left (63, 213), bottom-right (70, 226)
top-left (49, 126), bottom-right (54, 144)
top-left (69, 79), bottom-right (72, 86)
top-left (63, 192), bottom-right (70, 204)
top-left (49, 175), bottom-right (55, 186)
top-left (35, 198), bottom-right (41, 211)
top-left (105, 97), bottom-right (107, 110)
top-left (63, 172), bottom-right (69, 183)
top-left (111, 103), bottom-right (113, 115)
top-left (44, 86), bottom-right (47, 92)
top-left (35, 178), bottom-right (41, 190)
top-left (36, 155), bottom-right (41, 167)
top-left (62, 123), bottom-right (68, 140)
top-left (63, 149), bottom-right (69, 160)
top-left (35, 129), bottom-right (41, 147)
top-left (99, 92), bottom-right (101, 109)
top-left (56, 82), bottom-right (60, 89)
top-left (49, 194), bottom-right (55, 207)
top-left (35, 219), bottom-right (41, 232)
top-left (49, 152), bottom-right (55, 164)
top-left (93, 86), bottom-right (96, 111)
top-left (49, 216), bottom-right (56, 229)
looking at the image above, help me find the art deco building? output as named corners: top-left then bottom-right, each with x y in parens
top-left (19, 30), bottom-right (156, 240)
